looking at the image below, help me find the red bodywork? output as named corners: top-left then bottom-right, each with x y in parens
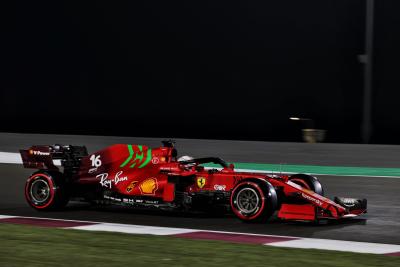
top-left (20, 143), bottom-right (367, 222)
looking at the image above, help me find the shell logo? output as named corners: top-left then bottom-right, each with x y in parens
top-left (139, 178), bottom-right (158, 195)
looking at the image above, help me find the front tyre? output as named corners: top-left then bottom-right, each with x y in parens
top-left (289, 174), bottom-right (324, 196)
top-left (230, 180), bottom-right (277, 223)
top-left (25, 171), bottom-right (69, 210)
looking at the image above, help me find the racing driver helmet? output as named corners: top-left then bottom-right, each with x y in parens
top-left (178, 155), bottom-right (196, 168)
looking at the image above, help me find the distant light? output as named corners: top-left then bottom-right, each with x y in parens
top-left (290, 117), bottom-right (312, 121)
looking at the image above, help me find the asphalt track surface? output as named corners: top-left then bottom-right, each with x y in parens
top-left (0, 133), bottom-right (399, 245)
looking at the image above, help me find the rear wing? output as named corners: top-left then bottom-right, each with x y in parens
top-left (19, 145), bottom-right (88, 170)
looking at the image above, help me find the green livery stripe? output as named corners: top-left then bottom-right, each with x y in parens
top-left (204, 162), bottom-right (400, 178)
top-left (129, 163), bottom-right (137, 168)
top-left (139, 148), bottom-right (152, 168)
top-left (120, 145), bottom-right (134, 168)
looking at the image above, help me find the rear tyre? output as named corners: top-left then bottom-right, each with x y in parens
top-left (289, 174), bottom-right (324, 196)
top-left (230, 180), bottom-right (277, 223)
top-left (25, 171), bottom-right (70, 210)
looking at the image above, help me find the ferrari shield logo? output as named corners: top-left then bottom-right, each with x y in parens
top-left (197, 177), bottom-right (206, 189)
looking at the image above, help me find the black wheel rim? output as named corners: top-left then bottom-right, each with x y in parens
top-left (30, 179), bottom-right (50, 204)
top-left (236, 188), bottom-right (259, 214)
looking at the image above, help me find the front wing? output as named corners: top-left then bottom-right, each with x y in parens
top-left (277, 181), bottom-right (367, 221)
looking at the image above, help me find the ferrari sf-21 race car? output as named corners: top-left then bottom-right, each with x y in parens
top-left (20, 141), bottom-right (367, 223)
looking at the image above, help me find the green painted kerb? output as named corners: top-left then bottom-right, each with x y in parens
top-left (204, 162), bottom-right (400, 177)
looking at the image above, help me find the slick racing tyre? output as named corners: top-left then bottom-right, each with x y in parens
top-left (289, 174), bottom-right (324, 195)
top-left (230, 180), bottom-right (277, 223)
top-left (25, 171), bottom-right (70, 210)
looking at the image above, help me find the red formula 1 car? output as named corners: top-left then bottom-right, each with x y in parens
top-left (20, 141), bottom-right (367, 223)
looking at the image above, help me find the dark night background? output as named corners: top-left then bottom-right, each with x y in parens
top-left (0, 1), bottom-right (399, 143)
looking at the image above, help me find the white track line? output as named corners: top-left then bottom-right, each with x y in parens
top-left (66, 223), bottom-right (400, 254)
top-left (70, 222), bottom-right (400, 254)
top-left (0, 152), bottom-right (22, 164)
top-left (71, 223), bottom-right (199, 235)
top-left (1, 214), bottom-right (399, 255)
top-left (269, 238), bottom-right (400, 254)
top-left (0, 215), bottom-right (17, 219)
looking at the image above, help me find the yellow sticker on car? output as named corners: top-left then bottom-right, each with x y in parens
top-left (126, 181), bottom-right (138, 193)
top-left (197, 177), bottom-right (206, 189)
top-left (139, 178), bottom-right (158, 195)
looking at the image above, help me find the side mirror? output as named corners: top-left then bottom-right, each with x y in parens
top-left (229, 163), bottom-right (235, 170)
